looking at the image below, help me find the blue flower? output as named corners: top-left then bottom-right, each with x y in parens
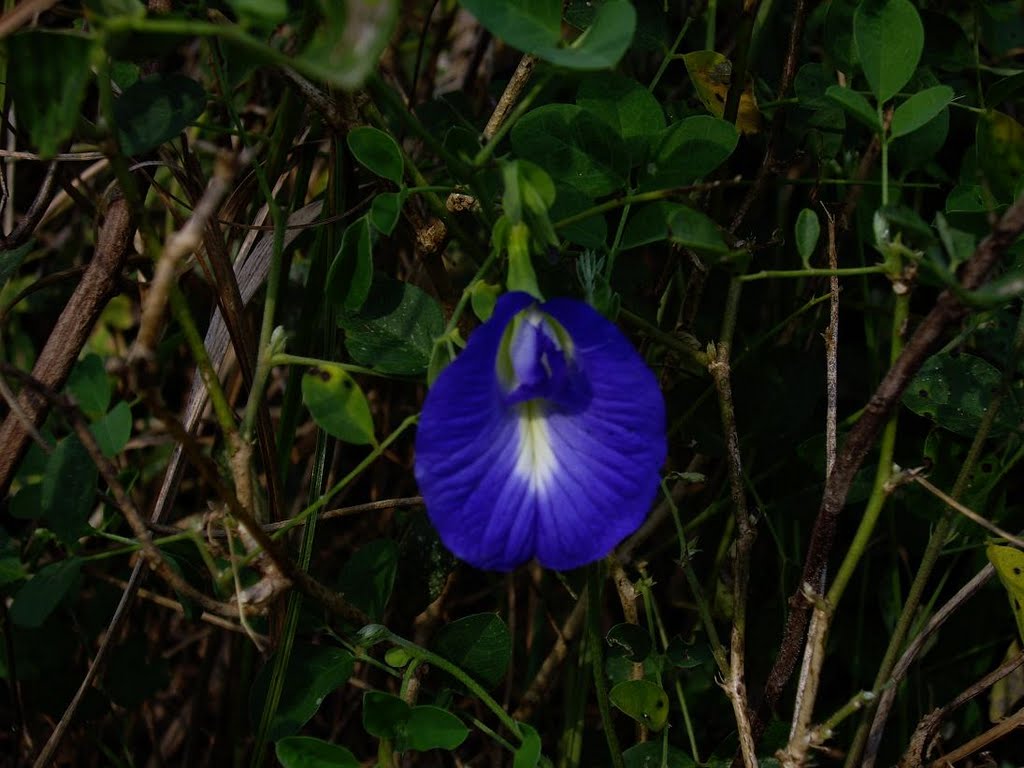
top-left (414, 292), bottom-right (667, 571)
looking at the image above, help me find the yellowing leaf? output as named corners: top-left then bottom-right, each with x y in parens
top-left (988, 544), bottom-right (1024, 644)
top-left (682, 50), bottom-right (762, 135)
top-left (990, 641), bottom-right (1024, 723)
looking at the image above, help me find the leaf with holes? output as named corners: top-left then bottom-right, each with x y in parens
top-left (989, 545), bottom-right (1024, 646)
top-left (902, 353), bottom-right (1024, 437)
top-left (302, 364), bottom-right (375, 445)
top-left (338, 278), bottom-right (444, 376)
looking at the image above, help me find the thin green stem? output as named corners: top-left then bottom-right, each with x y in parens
top-left (845, 304), bottom-right (1024, 768)
top-left (386, 632), bottom-right (524, 742)
top-left (168, 286), bottom-right (239, 438)
top-left (272, 415), bottom-right (419, 538)
top-left (443, 248), bottom-right (501, 336)
top-left (661, 479), bottom-right (730, 678)
top-left (827, 292), bottom-right (909, 607)
top-left (603, 202), bottom-right (632, 281)
top-left (649, 19), bottom-right (692, 92)
top-left (554, 188), bottom-right (691, 231)
top-left (739, 266), bottom-right (887, 282)
top-left (271, 352), bottom-right (401, 379)
top-left (210, 45), bottom-right (285, 445)
top-left (81, 532), bottom-right (194, 562)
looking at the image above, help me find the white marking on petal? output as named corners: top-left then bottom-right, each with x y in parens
top-left (514, 402), bottom-right (558, 493)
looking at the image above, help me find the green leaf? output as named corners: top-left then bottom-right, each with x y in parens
top-left (348, 126), bottom-right (404, 185)
top-left (623, 742), bottom-right (698, 768)
top-left (67, 354), bottom-right (112, 420)
top-left (250, 644), bottom-right (355, 742)
top-left (824, 0), bottom-right (858, 73)
top-left (6, 32), bottom-right (95, 157)
top-left (338, 539), bottom-right (397, 620)
top-left (0, 556), bottom-right (27, 587)
top-left (644, 116), bottom-right (739, 189)
top-left (297, 1), bottom-right (398, 89)
top-left (459, 0), bottom-right (636, 71)
top-left (431, 613), bottom-right (512, 689)
top-left (338, 278), bottom-right (445, 376)
top-left (853, 0), bottom-right (924, 103)
top-left (902, 352), bottom-right (1024, 437)
top-left (510, 104), bottom-right (628, 198)
top-left (301, 364), bottom-right (376, 445)
top-left (513, 723), bottom-right (542, 768)
top-left (470, 281), bottom-right (502, 323)
top-left (977, 110), bottom-right (1024, 201)
top-left (275, 737), bottom-right (358, 768)
top-left (577, 73), bottom-right (665, 159)
top-left (549, 183), bottom-right (607, 248)
top-left (370, 192), bottom-right (403, 235)
top-left (945, 185), bottom-right (993, 214)
top-left (91, 401), bottom-right (133, 458)
top-left (326, 216), bottom-right (374, 312)
top-left (0, 240), bottom-right (34, 288)
top-left (397, 706), bottom-right (469, 752)
top-left (668, 206), bottom-right (729, 256)
top-left (620, 202), bottom-right (682, 250)
top-left (825, 85), bottom-right (881, 132)
top-left (41, 435), bottom-right (98, 546)
top-left (9, 558), bottom-right (82, 628)
top-left (362, 691), bottom-right (410, 739)
top-left (890, 85), bottom-right (955, 138)
top-left (795, 208), bottom-right (821, 268)
top-left (115, 74), bottom-right (206, 155)
top-left (609, 679), bottom-right (670, 731)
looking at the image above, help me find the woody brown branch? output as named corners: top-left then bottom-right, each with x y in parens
top-left (0, 196), bottom-right (133, 497)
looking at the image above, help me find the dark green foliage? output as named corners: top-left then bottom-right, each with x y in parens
top-left (3, 0), bottom-right (1024, 765)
